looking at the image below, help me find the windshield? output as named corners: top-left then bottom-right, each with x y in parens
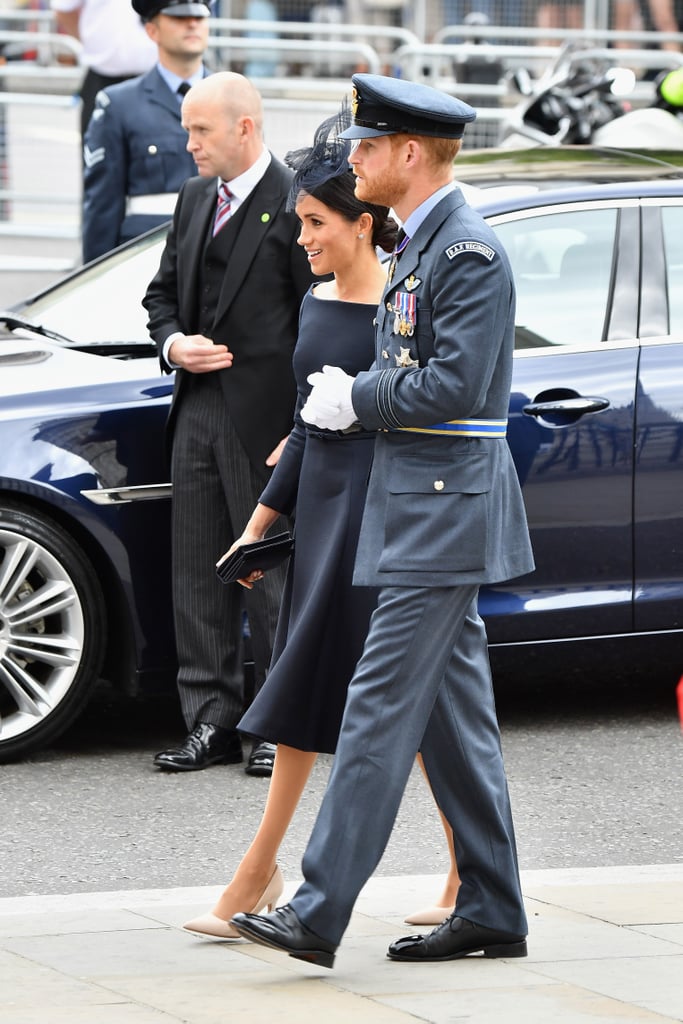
top-left (16, 231), bottom-right (167, 345)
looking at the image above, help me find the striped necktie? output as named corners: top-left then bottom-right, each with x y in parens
top-left (213, 183), bottom-right (233, 236)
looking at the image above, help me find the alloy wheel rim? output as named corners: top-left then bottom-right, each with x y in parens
top-left (0, 527), bottom-right (84, 743)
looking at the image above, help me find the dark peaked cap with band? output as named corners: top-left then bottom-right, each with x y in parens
top-left (339, 74), bottom-right (477, 140)
top-left (132, 0), bottom-right (211, 20)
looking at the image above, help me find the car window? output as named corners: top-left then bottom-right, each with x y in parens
top-left (662, 206), bottom-right (683, 334)
top-left (20, 234), bottom-right (166, 345)
top-left (492, 208), bottom-right (618, 349)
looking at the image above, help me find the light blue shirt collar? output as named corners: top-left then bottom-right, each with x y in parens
top-left (156, 62), bottom-right (206, 101)
top-left (399, 183), bottom-right (457, 240)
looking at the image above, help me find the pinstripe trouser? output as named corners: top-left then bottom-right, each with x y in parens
top-left (170, 373), bottom-right (287, 731)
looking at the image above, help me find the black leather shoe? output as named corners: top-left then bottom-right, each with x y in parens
top-left (246, 740), bottom-right (276, 777)
top-left (387, 914), bottom-right (527, 962)
top-left (153, 723), bottom-right (243, 772)
top-left (230, 903), bottom-right (337, 969)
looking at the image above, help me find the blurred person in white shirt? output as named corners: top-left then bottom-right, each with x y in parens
top-left (51, 0), bottom-right (157, 136)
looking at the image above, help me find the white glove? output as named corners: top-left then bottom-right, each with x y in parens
top-left (301, 365), bottom-right (358, 430)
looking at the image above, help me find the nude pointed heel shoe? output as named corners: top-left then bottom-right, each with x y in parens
top-left (183, 865), bottom-right (284, 939)
top-left (404, 904), bottom-right (455, 926)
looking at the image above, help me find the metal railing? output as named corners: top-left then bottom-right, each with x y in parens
top-left (209, 31), bottom-right (383, 74)
top-left (211, 15), bottom-right (419, 50)
top-left (400, 27), bottom-right (683, 88)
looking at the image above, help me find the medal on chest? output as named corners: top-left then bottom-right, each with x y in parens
top-left (392, 290), bottom-right (417, 337)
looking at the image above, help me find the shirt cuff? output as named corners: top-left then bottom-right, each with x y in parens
top-left (162, 332), bottom-right (184, 369)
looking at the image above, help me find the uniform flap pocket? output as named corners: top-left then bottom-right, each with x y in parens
top-left (388, 453), bottom-right (492, 495)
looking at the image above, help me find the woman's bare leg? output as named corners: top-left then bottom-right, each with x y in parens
top-left (211, 744), bottom-right (317, 920)
top-left (417, 752), bottom-right (460, 907)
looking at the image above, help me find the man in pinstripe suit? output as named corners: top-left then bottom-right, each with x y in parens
top-left (143, 72), bottom-right (313, 773)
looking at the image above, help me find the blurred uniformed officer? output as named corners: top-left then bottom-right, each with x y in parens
top-left (81, 0), bottom-right (211, 264)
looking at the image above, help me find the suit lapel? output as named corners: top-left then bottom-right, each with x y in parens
top-left (180, 178), bottom-right (216, 315)
top-left (141, 64), bottom-right (210, 119)
top-left (213, 161), bottom-right (287, 327)
top-left (142, 67), bottom-right (183, 121)
top-left (383, 190), bottom-right (464, 301)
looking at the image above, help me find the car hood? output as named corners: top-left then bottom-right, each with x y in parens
top-left (0, 335), bottom-right (165, 402)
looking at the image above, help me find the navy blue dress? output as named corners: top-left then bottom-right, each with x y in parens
top-left (238, 288), bottom-right (379, 753)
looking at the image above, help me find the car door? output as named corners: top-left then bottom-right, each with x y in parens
top-left (480, 199), bottom-right (640, 645)
top-left (634, 199), bottom-right (683, 633)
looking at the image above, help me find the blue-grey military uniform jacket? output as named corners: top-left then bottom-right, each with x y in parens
top-left (351, 187), bottom-right (535, 589)
top-left (82, 66), bottom-right (206, 263)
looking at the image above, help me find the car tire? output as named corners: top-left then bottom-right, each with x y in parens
top-left (0, 501), bottom-right (106, 762)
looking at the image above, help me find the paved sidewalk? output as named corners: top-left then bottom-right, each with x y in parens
top-left (1, 865), bottom-right (682, 1024)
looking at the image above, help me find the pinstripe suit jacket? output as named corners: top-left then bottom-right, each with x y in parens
top-left (143, 157), bottom-right (313, 474)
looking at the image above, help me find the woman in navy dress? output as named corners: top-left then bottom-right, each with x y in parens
top-left (183, 107), bottom-right (459, 939)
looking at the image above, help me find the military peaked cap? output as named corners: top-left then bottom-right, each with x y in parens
top-left (132, 0), bottom-right (211, 20)
top-left (339, 74), bottom-right (476, 140)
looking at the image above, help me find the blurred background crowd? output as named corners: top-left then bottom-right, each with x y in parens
top-left (1, 0), bottom-right (682, 295)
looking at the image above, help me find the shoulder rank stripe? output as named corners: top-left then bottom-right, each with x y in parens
top-left (394, 418), bottom-right (508, 438)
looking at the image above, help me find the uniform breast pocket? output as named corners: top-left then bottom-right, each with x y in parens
top-left (132, 135), bottom-right (185, 192)
top-left (378, 453), bottom-right (491, 573)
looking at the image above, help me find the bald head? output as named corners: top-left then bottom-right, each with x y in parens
top-left (182, 72), bottom-right (265, 180)
top-left (186, 73), bottom-right (263, 130)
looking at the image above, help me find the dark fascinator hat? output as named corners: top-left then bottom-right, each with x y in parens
top-left (285, 100), bottom-right (353, 211)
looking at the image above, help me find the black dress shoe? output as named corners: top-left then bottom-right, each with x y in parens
top-left (246, 740), bottom-right (276, 777)
top-left (387, 914), bottom-right (527, 962)
top-left (153, 723), bottom-right (243, 771)
top-left (230, 903), bottom-right (337, 969)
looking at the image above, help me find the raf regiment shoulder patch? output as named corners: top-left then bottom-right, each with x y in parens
top-left (445, 240), bottom-right (496, 262)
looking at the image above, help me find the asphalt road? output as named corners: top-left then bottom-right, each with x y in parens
top-left (2, 667), bottom-right (682, 899)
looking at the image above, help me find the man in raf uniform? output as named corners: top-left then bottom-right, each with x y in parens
top-left (231, 74), bottom-right (534, 968)
top-left (82, 0), bottom-right (211, 263)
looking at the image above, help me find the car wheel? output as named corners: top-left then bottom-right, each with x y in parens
top-left (0, 501), bottom-right (106, 762)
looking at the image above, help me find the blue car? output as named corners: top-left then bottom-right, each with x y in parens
top-left (1, 146), bottom-right (682, 761)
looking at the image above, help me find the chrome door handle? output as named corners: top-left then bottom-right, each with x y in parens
top-left (523, 395), bottom-right (610, 417)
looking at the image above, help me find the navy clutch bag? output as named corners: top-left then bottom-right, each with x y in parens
top-left (216, 532), bottom-right (294, 584)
